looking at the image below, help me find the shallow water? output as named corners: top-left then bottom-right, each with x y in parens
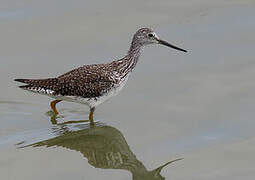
top-left (1, 0), bottom-right (255, 179)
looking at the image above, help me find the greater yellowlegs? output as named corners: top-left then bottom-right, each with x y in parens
top-left (15, 28), bottom-right (187, 124)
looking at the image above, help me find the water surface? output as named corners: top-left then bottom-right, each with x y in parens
top-left (1, 0), bottom-right (255, 179)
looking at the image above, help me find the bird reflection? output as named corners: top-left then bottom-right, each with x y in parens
top-left (26, 118), bottom-right (182, 180)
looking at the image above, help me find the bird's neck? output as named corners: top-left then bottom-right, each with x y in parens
top-left (128, 40), bottom-right (142, 59)
top-left (120, 39), bottom-right (143, 75)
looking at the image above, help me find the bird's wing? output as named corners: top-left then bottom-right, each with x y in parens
top-left (55, 64), bottom-right (114, 98)
top-left (15, 63), bottom-right (116, 98)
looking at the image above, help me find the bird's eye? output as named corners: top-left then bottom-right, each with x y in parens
top-left (148, 33), bottom-right (154, 37)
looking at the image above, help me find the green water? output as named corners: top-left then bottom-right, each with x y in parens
top-left (1, 0), bottom-right (255, 179)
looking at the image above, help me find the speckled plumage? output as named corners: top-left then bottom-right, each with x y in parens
top-left (15, 27), bottom-right (187, 122)
top-left (16, 62), bottom-right (127, 98)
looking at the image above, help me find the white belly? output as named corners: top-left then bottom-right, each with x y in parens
top-left (56, 77), bottom-right (129, 108)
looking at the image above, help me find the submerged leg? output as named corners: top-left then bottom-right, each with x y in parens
top-left (50, 100), bottom-right (62, 115)
top-left (89, 107), bottom-right (95, 125)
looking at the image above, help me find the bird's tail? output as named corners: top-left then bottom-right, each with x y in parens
top-left (14, 78), bottom-right (59, 94)
top-left (14, 78), bottom-right (36, 84)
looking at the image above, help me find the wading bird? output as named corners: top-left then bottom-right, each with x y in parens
top-left (15, 28), bottom-right (187, 125)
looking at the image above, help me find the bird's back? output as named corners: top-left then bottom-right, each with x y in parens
top-left (15, 62), bottom-right (124, 98)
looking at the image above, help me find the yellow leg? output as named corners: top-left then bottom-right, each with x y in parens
top-left (89, 107), bottom-right (95, 125)
top-left (50, 100), bottom-right (62, 115)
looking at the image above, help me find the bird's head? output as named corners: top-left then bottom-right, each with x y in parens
top-left (132, 27), bottom-right (187, 52)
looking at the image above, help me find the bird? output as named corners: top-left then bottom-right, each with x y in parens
top-left (15, 27), bottom-right (187, 125)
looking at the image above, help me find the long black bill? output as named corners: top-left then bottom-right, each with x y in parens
top-left (158, 39), bottom-right (187, 52)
